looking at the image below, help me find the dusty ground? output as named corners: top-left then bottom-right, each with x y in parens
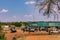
top-left (5, 29), bottom-right (60, 40)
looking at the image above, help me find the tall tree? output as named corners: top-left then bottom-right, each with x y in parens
top-left (35, 0), bottom-right (60, 20)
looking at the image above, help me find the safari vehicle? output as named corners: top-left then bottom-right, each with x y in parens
top-left (10, 27), bottom-right (17, 33)
top-left (21, 26), bottom-right (35, 32)
top-left (21, 21), bottom-right (60, 35)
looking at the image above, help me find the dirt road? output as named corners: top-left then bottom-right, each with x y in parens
top-left (5, 30), bottom-right (60, 40)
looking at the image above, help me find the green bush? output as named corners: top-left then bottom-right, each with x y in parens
top-left (0, 33), bottom-right (6, 40)
top-left (12, 22), bottom-right (22, 27)
top-left (0, 23), bottom-right (6, 40)
top-left (0, 26), bottom-right (2, 32)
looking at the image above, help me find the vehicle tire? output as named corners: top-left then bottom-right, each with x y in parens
top-left (23, 30), bottom-right (25, 32)
top-left (48, 30), bottom-right (51, 35)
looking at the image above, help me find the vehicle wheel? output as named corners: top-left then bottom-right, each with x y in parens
top-left (59, 32), bottom-right (60, 33)
top-left (48, 30), bottom-right (51, 35)
top-left (23, 30), bottom-right (25, 32)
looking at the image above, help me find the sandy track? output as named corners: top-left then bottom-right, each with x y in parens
top-left (5, 30), bottom-right (60, 40)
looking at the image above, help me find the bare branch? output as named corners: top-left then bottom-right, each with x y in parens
top-left (35, 0), bottom-right (60, 20)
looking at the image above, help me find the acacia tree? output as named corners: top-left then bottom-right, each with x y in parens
top-left (35, 0), bottom-right (60, 21)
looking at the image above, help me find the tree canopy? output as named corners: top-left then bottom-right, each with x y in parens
top-left (35, 0), bottom-right (60, 20)
top-left (11, 22), bottom-right (22, 27)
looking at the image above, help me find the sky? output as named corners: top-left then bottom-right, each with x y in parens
top-left (0, 0), bottom-right (60, 22)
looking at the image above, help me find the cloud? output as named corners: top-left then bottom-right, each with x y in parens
top-left (23, 14), bottom-right (33, 21)
top-left (25, 1), bottom-right (36, 5)
top-left (13, 16), bottom-right (17, 18)
top-left (0, 9), bottom-right (8, 13)
top-left (24, 14), bottom-right (33, 17)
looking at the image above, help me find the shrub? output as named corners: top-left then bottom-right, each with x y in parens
top-left (0, 33), bottom-right (6, 40)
